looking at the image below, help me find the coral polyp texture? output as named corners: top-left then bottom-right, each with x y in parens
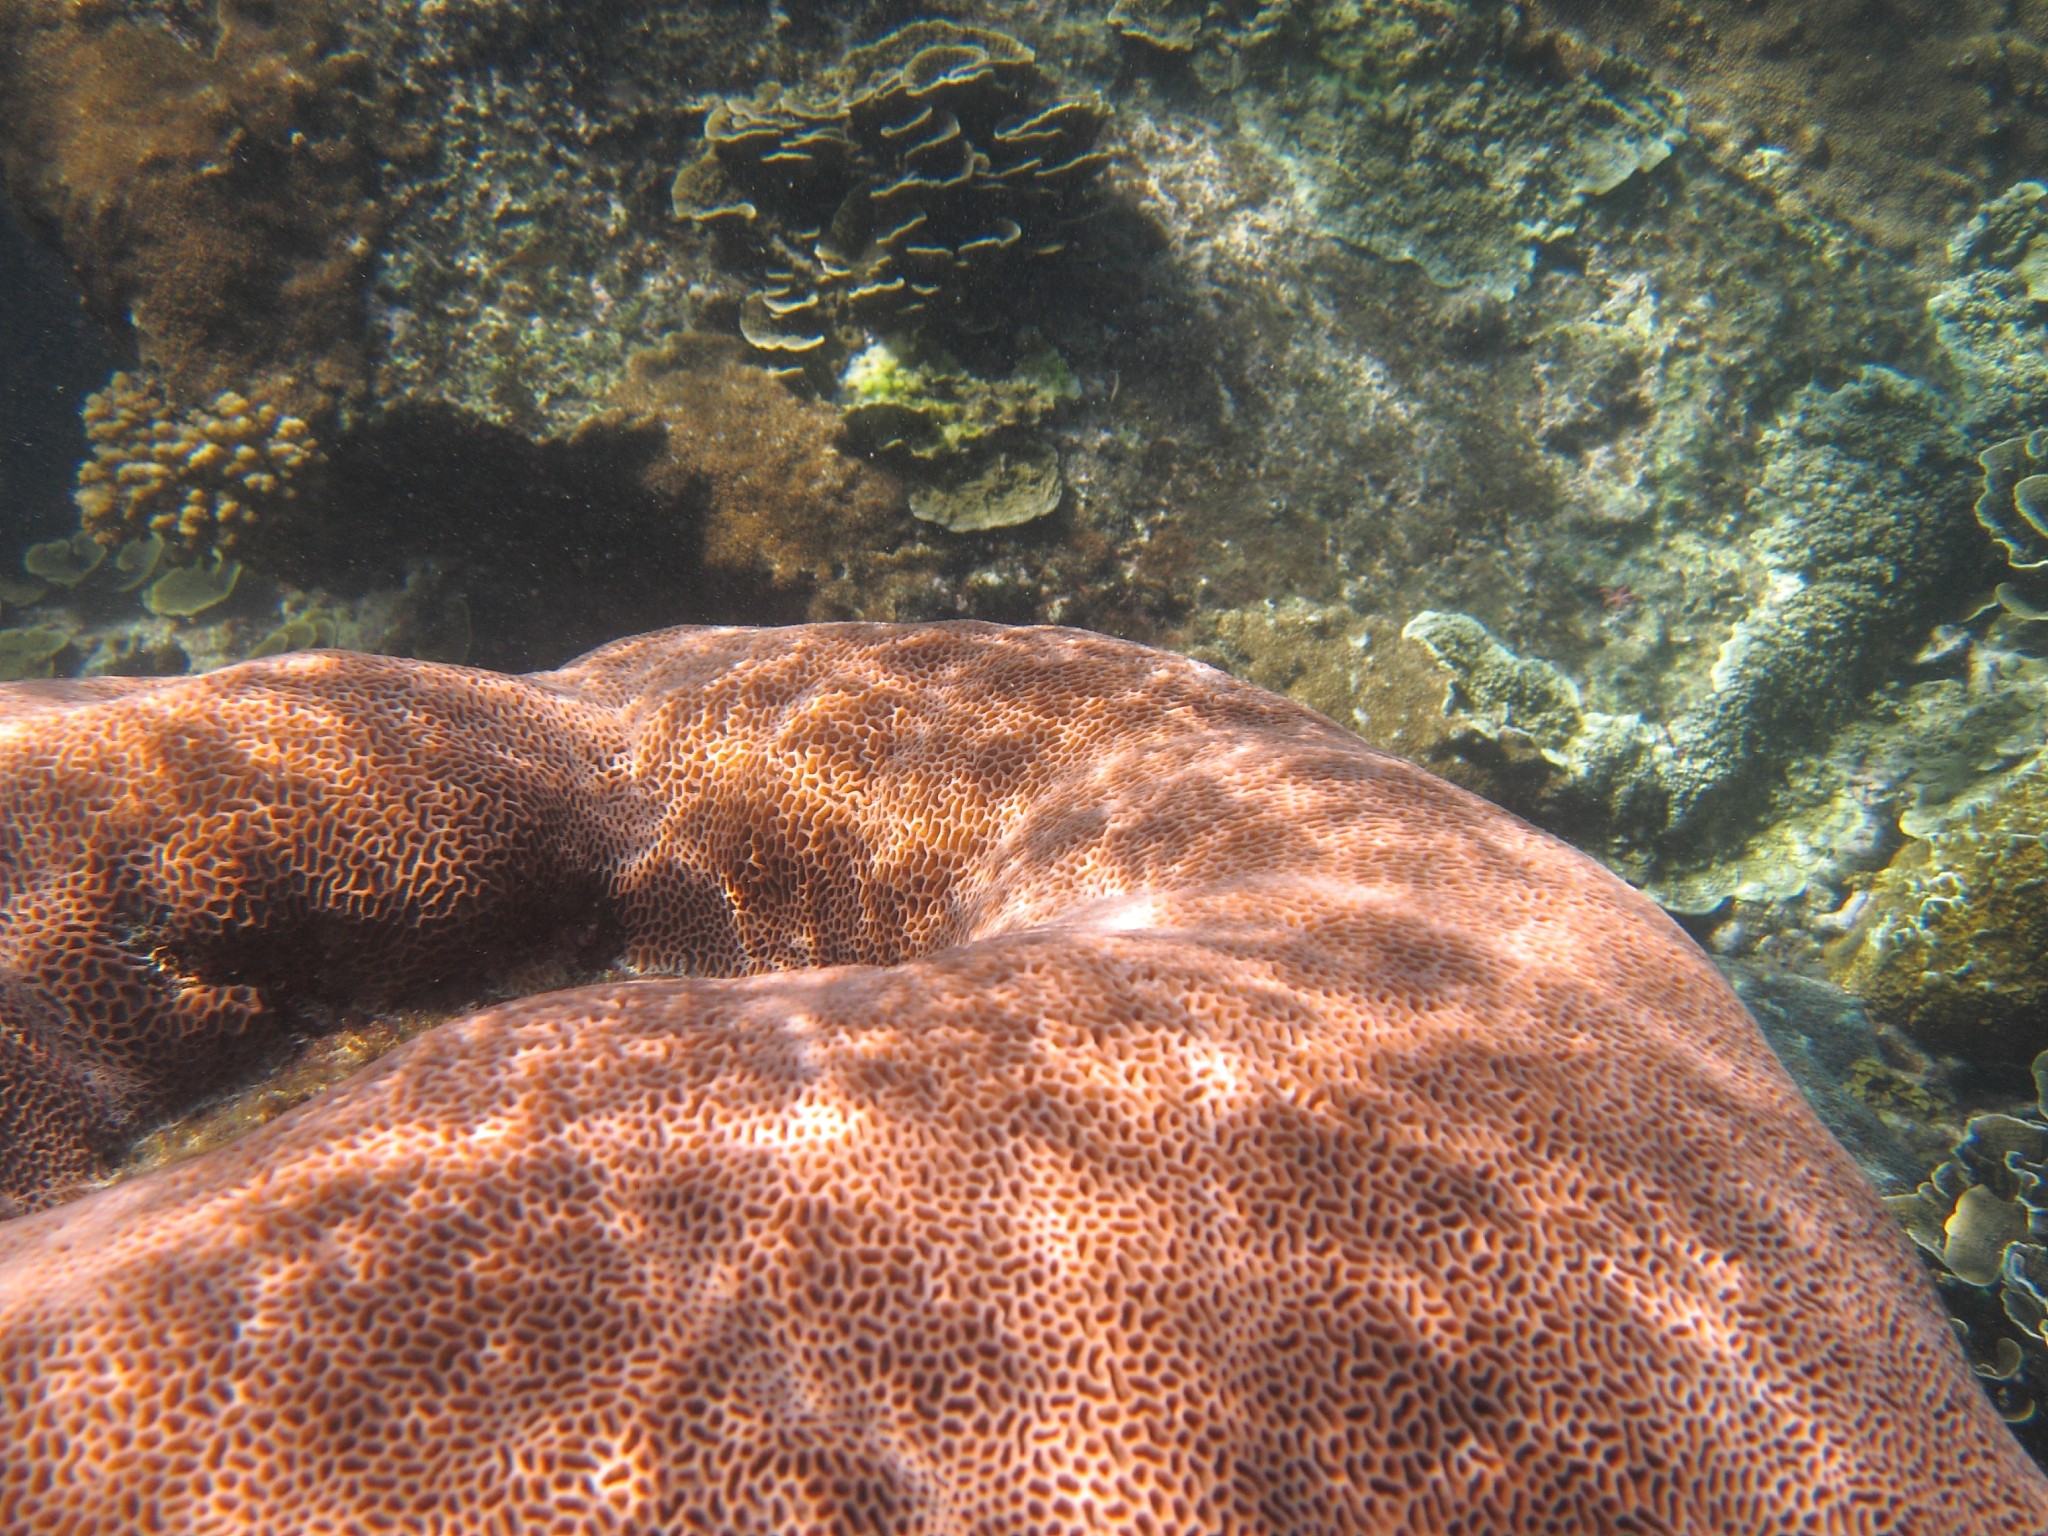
top-left (671, 20), bottom-right (1110, 367)
top-left (73, 369), bottom-right (323, 564)
top-left (1, 623), bottom-right (2045, 1532)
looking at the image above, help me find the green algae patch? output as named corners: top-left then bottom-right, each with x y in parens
top-left (840, 339), bottom-right (1079, 459)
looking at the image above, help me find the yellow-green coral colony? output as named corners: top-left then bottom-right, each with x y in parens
top-left (73, 371), bottom-right (322, 563)
top-left (1980, 430), bottom-right (2048, 621)
top-left (838, 338), bottom-right (1079, 459)
top-left (671, 21), bottom-right (1111, 366)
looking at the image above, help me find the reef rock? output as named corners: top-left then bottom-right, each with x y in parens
top-left (0, 622), bottom-right (2043, 1531)
top-left (1839, 741), bottom-right (2048, 1064)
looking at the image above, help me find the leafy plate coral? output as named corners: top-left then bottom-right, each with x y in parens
top-left (671, 20), bottom-right (1111, 370)
top-left (1888, 1056), bottom-right (2048, 1456)
top-left (1979, 429), bottom-right (2048, 621)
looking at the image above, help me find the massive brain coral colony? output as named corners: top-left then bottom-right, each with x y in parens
top-left (0, 625), bottom-right (2045, 1531)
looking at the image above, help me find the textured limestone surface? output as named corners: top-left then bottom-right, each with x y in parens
top-left (0, 623), bottom-right (2043, 1532)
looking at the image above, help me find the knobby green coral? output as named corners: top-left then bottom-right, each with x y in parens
top-left (1662, 368), bottom-right (1968, 835)
top-left (73, 371), bottom-right (323, 565)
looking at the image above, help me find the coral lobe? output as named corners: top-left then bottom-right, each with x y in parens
top-left (0, 622), bottom-right (2042, 1532)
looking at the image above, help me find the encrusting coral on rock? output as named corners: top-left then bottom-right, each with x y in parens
top-left (1242, 2), bottom-right (1683, 299)
top-left (1836, 738), bottom-right (2048, 1064)
top-left (0, 623), bottom-right (2044, 1530)
top-left (1934, 180), bottom-right (2048, 434)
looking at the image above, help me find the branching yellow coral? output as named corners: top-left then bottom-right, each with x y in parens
top-left (73, 372), bottom-right (323, 561)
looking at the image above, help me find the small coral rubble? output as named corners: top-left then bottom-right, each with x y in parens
top-left (0, 623), bottom-right (2044, 1530)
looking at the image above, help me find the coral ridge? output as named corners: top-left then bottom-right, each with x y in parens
top-left (0, 622), bottom-right (2042, 1531)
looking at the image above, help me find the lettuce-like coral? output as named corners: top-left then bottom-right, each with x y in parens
top-left (1978, 429), bottom-right (2048, 621)
top-left (671, 20), bottom-right (1111, 370)
top-left (1886, 1057), bottom-right (2048, 1457)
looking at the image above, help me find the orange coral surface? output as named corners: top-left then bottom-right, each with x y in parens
top-left (0, 623), bottom-right (2043, 1532)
